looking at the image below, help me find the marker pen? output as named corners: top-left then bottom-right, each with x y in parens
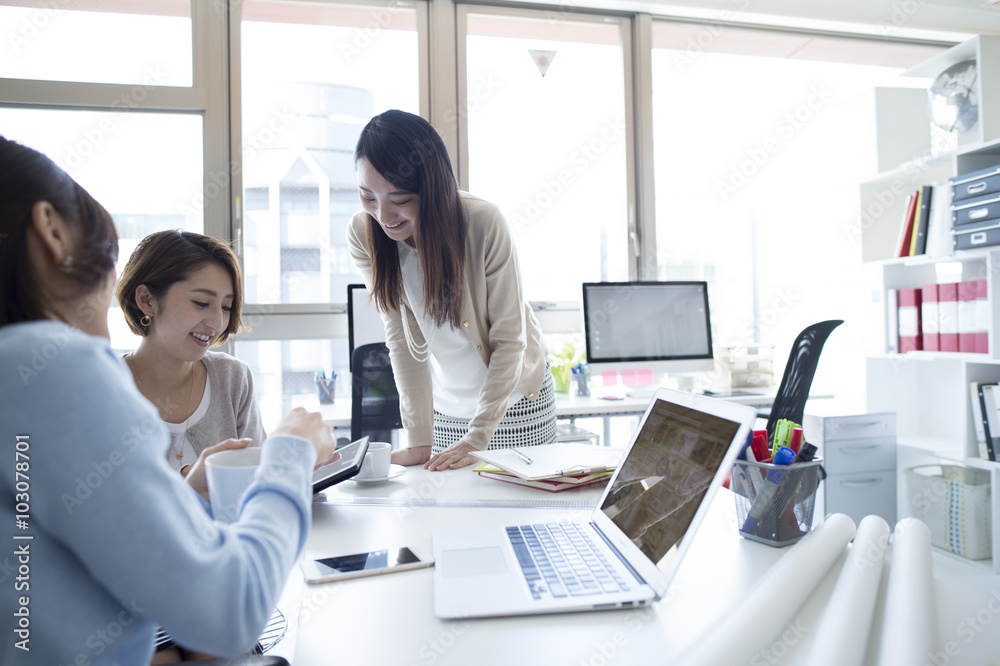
top-left (741, 446), bottom-right (795, 535)
top-left (772, 419), bottom-right (795, 456)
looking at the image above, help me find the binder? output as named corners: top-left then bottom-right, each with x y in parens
top-left (920, 284), bottom-right (939, 352)
top-left (938, 283), bottom-right (959, 352)
top-left (978, 384), bottom-right (1000, 461)
top-left (970, 382), bottom-right (991, 460)
top-left (912, 185), bottom-right (933, 255)
top-left (958, 280), bottom-right (979, 353)
top-left (897, 288), bottom-right (922, 353)
top-left (976, 279), bottom-right (989, 354)
top-left (886, 288), bottom-right (899, 354)
top-left (895, 191), bottom-right (918, 258)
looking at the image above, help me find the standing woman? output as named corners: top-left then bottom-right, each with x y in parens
top-left (116, 230), bottom-right (266, 476)
top-left (347, 109), bottom-right (556, 471)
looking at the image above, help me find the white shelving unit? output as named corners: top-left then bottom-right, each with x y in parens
top-left (862, 35), bottom-right (1000, 574)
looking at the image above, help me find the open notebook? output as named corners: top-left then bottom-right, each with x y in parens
top-left (432, 387), bottom-right (757, 618)
top-left (470, 442), bottom-right (625, 480)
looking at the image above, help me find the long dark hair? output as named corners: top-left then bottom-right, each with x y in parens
top-left (354, 110), bottom-right (466, 328)
top-left (0, 136), bottom-right (118, 327)
top-left (115, 230), bottom-right (245, 345)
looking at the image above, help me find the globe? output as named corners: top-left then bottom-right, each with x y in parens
top-left (927, 59), bottom-right (979, 134)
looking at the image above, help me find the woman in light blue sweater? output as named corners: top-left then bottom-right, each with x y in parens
top-left (0, 136), bottom-right (337, 665)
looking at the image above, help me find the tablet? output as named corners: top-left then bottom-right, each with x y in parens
top-left (312, 436), bottom-right (370, 493)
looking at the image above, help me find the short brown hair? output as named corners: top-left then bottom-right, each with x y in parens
top-left (0, 136), bottom-right (118, 327)
top-left (115, 230), bottom-right (244, 345)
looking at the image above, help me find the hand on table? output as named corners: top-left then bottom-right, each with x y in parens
top-left (424, 441), bottom-right (479, 471)
top-left (391, 445), bottom-right (431, 467)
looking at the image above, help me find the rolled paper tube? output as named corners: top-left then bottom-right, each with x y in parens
top-left (678, 513), bottom-right (857, 666)
top-left (805, 515), bottom-right (891, 666)
top-left (877, 517), bottom-right (937, 666)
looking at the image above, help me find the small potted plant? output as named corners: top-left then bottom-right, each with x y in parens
top-left (548, 342), bottom-right (584, 393)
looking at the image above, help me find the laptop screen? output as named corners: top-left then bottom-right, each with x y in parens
top-left (599, 398), bottom-right (741, 564)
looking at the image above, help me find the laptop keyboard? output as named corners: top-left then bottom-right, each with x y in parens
top-left (505, 523), bottom-right (633, 600)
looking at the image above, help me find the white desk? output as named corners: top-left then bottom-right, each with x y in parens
top-left (272, 466), bottom-right (1000, 666)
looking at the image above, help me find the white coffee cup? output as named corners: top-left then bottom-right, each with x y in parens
top-left (356, 441), bottom-right (392, 480)
top-left (206, 447), bottom-right (261, 523)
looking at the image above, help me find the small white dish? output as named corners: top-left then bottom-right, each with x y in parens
top-left (352, 463), bottom-right (405, 485)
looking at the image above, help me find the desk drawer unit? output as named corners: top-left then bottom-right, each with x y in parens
top-left (824, 470), bottom-right (897, 526)
top-left (821, 436), bottom-right (896, 476)
top-left (804, 411), bottom-right (897, 527)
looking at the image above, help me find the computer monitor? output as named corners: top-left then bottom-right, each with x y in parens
top-left (581, 281), bottom-right (714, 381)
top-left (347, 284), bottom-right (386, 372)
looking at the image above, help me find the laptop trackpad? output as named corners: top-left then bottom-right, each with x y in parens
top-left (440, 547), bottom-right (508, 577)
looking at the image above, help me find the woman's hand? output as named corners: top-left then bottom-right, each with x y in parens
top-left (391, 445), bottom-right (431, 467)
top-left (185, 438), bottom-right (253, 503)
top-left (272, 407), bottom-right (339, 468)
top-left (424, 441), bottom-right (479, 471)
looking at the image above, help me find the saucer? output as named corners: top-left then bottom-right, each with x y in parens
top-left (352, 464), bottom-right (405, 485)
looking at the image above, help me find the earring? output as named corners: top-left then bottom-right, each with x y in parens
top-left (59, 256), bottom-right (74, 273)
top-left (140, 313), bottom-right (152, 327)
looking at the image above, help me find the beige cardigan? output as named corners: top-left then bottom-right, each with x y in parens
top-left (346, 192), bottom-right (547, 450)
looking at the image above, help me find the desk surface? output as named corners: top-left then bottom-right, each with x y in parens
top-left (272, 466), bottom-right (1000, 666)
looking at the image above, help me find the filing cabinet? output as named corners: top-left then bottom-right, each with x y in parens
top-left (803, 410), bottom-right (897, 527)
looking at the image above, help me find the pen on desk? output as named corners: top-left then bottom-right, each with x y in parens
top-left (513, 449), bottom-right (533, 465)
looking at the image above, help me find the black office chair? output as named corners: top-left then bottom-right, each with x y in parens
top-left (762, 319), bottom-right (844, 445)
top-left (351, 342), bottom-right (402, 443)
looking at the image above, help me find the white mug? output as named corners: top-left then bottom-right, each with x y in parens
top-left (356, 441), bottom-right (392, 479)
top-left (206, 447), bottom-right (261, 523)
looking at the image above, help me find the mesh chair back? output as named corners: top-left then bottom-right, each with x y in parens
top-left (764, 319), bottom-right (843, 444)
top-left (350, 343), bottom-right (402, 443)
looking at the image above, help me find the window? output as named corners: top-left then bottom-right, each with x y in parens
top-left (0, 0), bottom-right (209, 350)
top-left (239, 0), bottom-right (422, 307)
top-left (0, 0), bottom-right (192, 85)
top-left (650, 22), bottom-right (946, 396)
top-left (236, 1), bottom-right (423, 428)
top-left (460, 7), bottom-right (631, 301)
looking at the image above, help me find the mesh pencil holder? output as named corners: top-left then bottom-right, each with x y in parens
top-left (731, 457), bottom-right (826, 547)
top-left (905, 464), bottom-right (992, 561)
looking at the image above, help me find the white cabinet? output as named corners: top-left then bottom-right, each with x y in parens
top-left (862, 35), bottom-right (1000, 573)
top-left (804, 410), bottom-right (897, 528)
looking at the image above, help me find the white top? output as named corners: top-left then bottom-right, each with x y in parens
top-left (398, 242), bottom-right (521, 419)
top-left (163, 373), bottom-right (212, 471)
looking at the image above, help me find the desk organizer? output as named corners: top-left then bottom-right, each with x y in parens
top-left (905, 464), bottom-right (992, 561)
top-left (731, 458), bottom-right (825, 547)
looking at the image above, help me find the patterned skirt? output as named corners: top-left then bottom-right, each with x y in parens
top-left (432, 368), bottom-right (557, 454)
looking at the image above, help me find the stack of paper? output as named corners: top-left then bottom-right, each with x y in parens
top-left (470, 443), bottom-right (625, 493)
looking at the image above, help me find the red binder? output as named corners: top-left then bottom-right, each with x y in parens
top-left (959, 280), bottom-right (979, 353)
top-left (898, 288), bottom-right (922, 353)
top-left (976, 279), bottom-right (989, 354)
top-left (938, 283), bottom-right (959, 352)
top-left (894, 191), bottom-right (919, 258)
top-left (921, 284), bottom-right (939, 352)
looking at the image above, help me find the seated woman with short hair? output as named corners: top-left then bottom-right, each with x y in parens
top-left (116, 230), bottom-right (266, 477)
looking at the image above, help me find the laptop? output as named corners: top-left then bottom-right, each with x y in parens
top-left (432, 387), bottom-right (757, 619)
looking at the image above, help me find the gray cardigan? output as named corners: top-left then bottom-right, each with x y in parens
top-left (167, 351), bottom-right (267, 457)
